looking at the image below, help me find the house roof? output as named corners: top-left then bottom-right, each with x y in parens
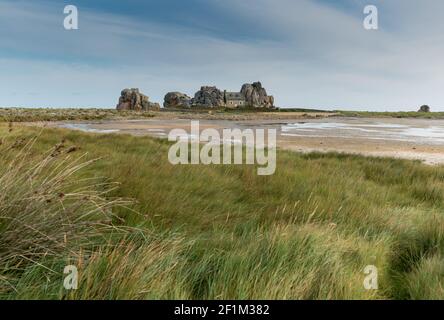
top-left (225, 92), bottom-right (245, 100)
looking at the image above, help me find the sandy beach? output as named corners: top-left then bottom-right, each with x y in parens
top-left (33, 116), bottom-right (444, 165)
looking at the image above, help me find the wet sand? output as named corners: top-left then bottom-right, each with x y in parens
top-left (38, 117), bottom-right (444, 165)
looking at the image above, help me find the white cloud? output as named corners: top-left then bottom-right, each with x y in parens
top-left (0, 0), bottom-right (443, 110)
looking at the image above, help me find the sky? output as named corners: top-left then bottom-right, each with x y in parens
top-left (0, 0), bottom-right (443, 110)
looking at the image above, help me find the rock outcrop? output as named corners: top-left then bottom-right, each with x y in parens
top-left (418, 105), bottom-right (430, 113)
top-left (116, 88), bottom-right (160, 111)
top-left (240, 82), bottom-right (274, 108)
top-left (192, 86), bottom-right (225, 108)
top-left (117, 82), bottom-right (275, 110)
top-left (164, 92), bottom-right (192, 108)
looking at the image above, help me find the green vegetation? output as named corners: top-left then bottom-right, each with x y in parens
top-left (0, 108), bottom-right (155, 122)
top-left (336, 110), bottom-right (444, 119)
top-left (0, 107), bottom-right (317, 123)
top-left (279, 107), bottom-right (331, 113)
top-left (5, 107), bottom-right (444, 123)
top-left (1, 123), bottom-right (444, 299)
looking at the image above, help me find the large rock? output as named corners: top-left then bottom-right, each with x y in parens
top-left (116, 88), bottom-right (160, 111)
top-left (164, 92), bottom-right (192, 108)
top-left (240, 82), bottom-right (274, 108)
top-left (418, 105), bottom-right (430, 113)
top-left (192, 86), bottom-right (225, 108)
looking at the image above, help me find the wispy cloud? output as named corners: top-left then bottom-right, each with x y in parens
top-left (0, 0), bottom-right (443, 110)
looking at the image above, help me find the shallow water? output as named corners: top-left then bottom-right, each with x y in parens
top-left (281, 121), bottom-right (444, 145)
top-left (61, 123), bottom-right (120, 134)
top-left (58, 118), bottom-right (444, 146)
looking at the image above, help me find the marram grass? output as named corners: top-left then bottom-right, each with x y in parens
top-left (1, 123), bottom-right (444, 299)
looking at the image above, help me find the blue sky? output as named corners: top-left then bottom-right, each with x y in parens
top-left (1, 0), bottom-right (444, 110)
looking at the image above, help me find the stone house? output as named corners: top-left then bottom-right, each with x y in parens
top-left (224, 91), bottom-right (246, 108)
top-left (163, 81), bottom-right (274, 109)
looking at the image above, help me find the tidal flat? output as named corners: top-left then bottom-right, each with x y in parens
top-left (46, 116), bottom-right (444, 165)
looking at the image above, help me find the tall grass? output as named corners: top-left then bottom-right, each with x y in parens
top-left (0, 135), bottom-right (133, 297)
top-left (1, 123), bottom-right (444, 299)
